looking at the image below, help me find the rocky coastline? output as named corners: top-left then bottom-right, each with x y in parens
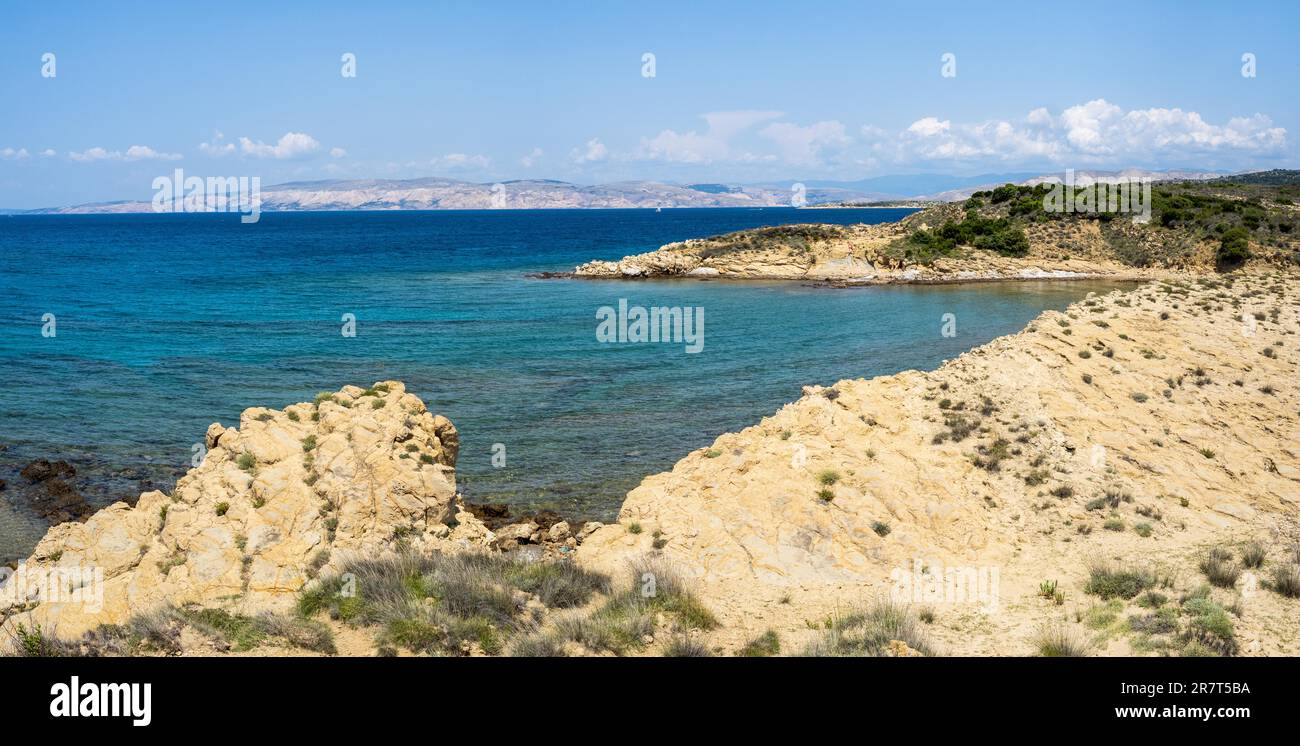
top-left (4, 270), bottom-right (1297, 656)
top-left (5, 185), bottom-right (1300, 656)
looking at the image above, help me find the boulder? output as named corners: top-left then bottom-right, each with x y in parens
top-left (576, 521), bottom-right (604, 542)
top-left (546, 521), bottom-right (571, 542)
top-left (495, 522), bottom-right (539, 544)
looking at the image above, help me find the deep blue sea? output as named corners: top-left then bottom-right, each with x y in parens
top-left (0, 208), bottom-right (1126, 560)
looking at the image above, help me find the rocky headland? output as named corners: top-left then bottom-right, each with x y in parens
top-left (572, 180), bottom-right (1299, 285)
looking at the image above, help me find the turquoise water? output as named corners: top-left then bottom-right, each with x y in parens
top-left (0, 208), bottom-right (1125, 561)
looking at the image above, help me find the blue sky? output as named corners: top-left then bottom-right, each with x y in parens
top-left (1, 0), bottom-right (1297, 207)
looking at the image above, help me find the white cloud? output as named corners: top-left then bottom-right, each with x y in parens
top-left (520, 147), bottom-right (544, 167)
top-left (238, 132), bottom-right (321, 159)
top-left (906, 117), bottom-right (951, 138)
top-left (430, 152), bottom-right (490, 171)
top-left (571, 138), bottom-right (608, 164)
top-left (199, 131), bottom-right (236, 156)
top-left (1, 147), bottom-right (30, 160)
top-left (69, 147), bottom-right (114, 162)
top-left (635, 110), bottom-right (782, 164)
top-left (330, 147), bottom-right (347, 158)
top-left (894, 99), bottom-right (1286, 166)
top-left (613, 100), bottom-right (1287, 175)
top-left (701, 110), bottom-right (785, 139)
top-left (124, 145), bottom-right (181, 161)
top-left (759, 120), bottom-right (850, 166)
top-left (68, 145), bottom-right (181, 162)
top-left (40, 148), bottom-right (56, 157)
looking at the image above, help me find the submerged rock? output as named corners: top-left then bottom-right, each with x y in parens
top-left (20, 459), bottom-right (76, 484)
top-left (11, 459), bottom-right (92, 523)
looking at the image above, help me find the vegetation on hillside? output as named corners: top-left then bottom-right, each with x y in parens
top-left (892, 177), bottom-right (1299, 268)
top-left (894, 212), bottom-right (1031, 263)
top-left (690, 223), bottom-right (849, 259)
top-left (4, 606), bottom-right (336, 656)
top-left (646, 170), bottom-right (1300, 273)
top-left (1211, 169), bottom-right (1300, 186)
top-left (298, 550), bottom-right (610, 656)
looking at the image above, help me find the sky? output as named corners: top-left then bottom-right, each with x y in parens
top-left (0, 0), bottom-right (1297, 208)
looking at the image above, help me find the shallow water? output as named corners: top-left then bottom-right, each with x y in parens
top-left (0, 208), bottom-right (1127, 561)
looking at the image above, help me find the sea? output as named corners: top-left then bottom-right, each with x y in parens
top-left (0, 207), bottom-right (1128, 561)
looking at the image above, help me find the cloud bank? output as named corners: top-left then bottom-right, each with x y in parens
top-left (607, 100), bottom-right (1287, 175)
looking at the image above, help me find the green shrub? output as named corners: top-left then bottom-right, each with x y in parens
top-left (1180, 596), bottom-right (1237, 656)
top-left (1272, 563), bottom-right (1300, 598)
top-left (1217, 227), bottom-right (1251, 266)
top-left (1240, 541), bottom-right (1266, 569)
top-left (5, 606), bottom-right (332, 657)
top-left (1200, 549), bottom-right (1240, 588)
top-left (738, 630), bottom-right (781, 657)
top-left (1136, 591), bottom-right (1168, 608)
top-left (804, 601), bottom-right (932, 656)
top-left (1032, 623), bottom-right (1091, 657)
top-left (663, 634), bottom-right (712, 657)
top-left (536, 559), bottom-right (717, 656)
top-left (1128, 607), bottom-right (1179, 635)
top-left (1084, 563), bottom-right (1154, 600)
top-left (298, 550), bottom-right (610, 656)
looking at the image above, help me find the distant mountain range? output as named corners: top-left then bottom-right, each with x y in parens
top-left (13, 169), bottom-right (1251, 214)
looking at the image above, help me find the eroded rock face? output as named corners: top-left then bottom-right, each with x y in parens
top-left (1, 381), bottom-right (488, 636)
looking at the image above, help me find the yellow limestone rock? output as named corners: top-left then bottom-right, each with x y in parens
top-left (1, 381), bottom-right (476, 637)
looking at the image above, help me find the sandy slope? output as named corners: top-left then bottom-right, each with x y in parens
top-left (578, 271), bottom-right (1300, 655)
